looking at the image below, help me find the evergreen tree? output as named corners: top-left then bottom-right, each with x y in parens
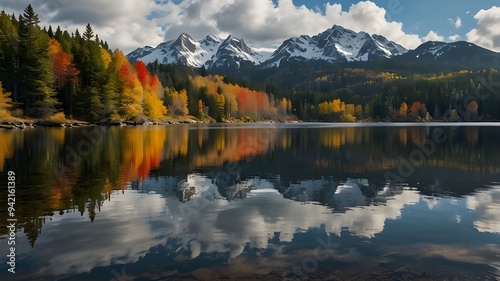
top-left (0, 11), bottom-right (19, 101)
top-left (100, 53), bottom-right (120, 120)
top-left (47, 25), bottom-right (54, 38)
top-left (72, 23), bottom-right (105, 121)
top-left (54, 26), bottom-right (71, 53)
top-left (18, 5), bottom-right (59, 117)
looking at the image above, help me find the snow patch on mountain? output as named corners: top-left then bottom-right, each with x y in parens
top-left (127, 25), bottom-right (408, 70)
top-left (263, 25), bottom-right (407, 68)
top-left (420, 42), bottom-right (457, 58)
top-left (127, 33), bottom-right (265, 70)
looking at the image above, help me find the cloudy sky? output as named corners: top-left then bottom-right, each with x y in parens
top-left (1, 0), bottom-right (500, 53)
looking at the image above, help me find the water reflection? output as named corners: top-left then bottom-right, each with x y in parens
top-left (466, 185), bottom-right (500, 234)
top-left (0, 124), bottom-right (500, 280)
top-left (2, 173), bottom-right (499, 280)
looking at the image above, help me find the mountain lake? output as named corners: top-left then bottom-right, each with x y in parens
top-left (0, 123), bottom-right (499, 280)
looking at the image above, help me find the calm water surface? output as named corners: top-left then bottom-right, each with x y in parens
top-left (0, 123), bottom-right (499, 280)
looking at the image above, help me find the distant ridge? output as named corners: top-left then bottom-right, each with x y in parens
top-left (127, 25), bottom-right (500, 73)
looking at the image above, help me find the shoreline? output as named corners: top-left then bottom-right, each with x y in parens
top-left (2, 118), bottom-right (500, 130)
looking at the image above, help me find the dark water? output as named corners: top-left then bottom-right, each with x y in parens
top-left (0, 123), bottom-right (499, 280)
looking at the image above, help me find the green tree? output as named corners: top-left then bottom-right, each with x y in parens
top-left (0, 11), bottom-right (20, 101)
top-left (18, 5), bottom-right (59, 117)
top-left (100, 54), bottom-right (120, 120)
top-left (72, 23), bottom-right (105, 121)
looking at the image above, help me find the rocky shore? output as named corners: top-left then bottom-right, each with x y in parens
top-left (0, 119), bottom-right (203, 130)
top-left (0, 117), bottom-right (295, 130)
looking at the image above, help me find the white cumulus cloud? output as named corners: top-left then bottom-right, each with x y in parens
top-left (466, 6), bottom-right (500, 52)
top-left (0, 0), bottom-right (168, 53)
top-left (448, 34), bottom-right (461, 41)
top-left (162, 0), bottom-right (422, 50)
top-left (448, 17), bottom-right (462, 29)
top-left (0, 0), bottom-right (425, 53)
top-left (423, 30), bottom-right (444, 42)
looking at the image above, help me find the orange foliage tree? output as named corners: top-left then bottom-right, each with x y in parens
top-left (135, 61), bottom-right (167, 121)
top-left (409, 101), bottom-right (426, 119)
top-left (398, 102), bottom-right (408, 117)
top-left (192, 75), bottom-right (280, 120)
top-left (98, 51), bottom-right (168, 121)
top-left (466, 100), bottom-right (479, 120)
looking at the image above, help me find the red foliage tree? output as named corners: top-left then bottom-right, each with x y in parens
top-left (119, 63), bottom-right (135, 88)
top-left (149, 75), bottom-right (161, 90)
top-left (135, 61), bottom-right (150, 87)
top-left (236, 88), bottom-right (248, 115)
top-left (53, 52), bottom-right (79, 87)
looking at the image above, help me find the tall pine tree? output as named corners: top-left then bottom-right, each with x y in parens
top-left (72, 23), bottom-right (105, 121)
top-left (18, 5), bottom-right (59, 117)
top-left (0, 11), bottom-right (20, 102)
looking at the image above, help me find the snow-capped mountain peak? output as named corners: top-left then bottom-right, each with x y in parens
top-left (127, 33), bottom-right (264, 71)
top-left (127, 25), bottom-right (407, 70)
top-left (263, 25), bottom-right (407, 68)
top-left (205, 35), bottom-right (264, 70)
top-left (415, 41), bottom-right (457, 58)
top-left (200, 35), bottom-right (222, 48)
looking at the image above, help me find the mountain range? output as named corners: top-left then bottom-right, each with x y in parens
top-left (127, 25), bottom-right (500, 74)
top-left (126, 33), bottom-right (269, 71)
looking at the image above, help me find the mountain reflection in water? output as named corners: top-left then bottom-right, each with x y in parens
top-left (0, 123), bottom-right (499, 280)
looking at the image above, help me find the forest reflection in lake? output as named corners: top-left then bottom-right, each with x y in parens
top-left (0, 123), bottom-right (499, 280)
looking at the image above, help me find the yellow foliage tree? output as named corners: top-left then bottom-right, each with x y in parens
top-left (345, 104), bottom-right (355, 116)
top-left (280, 98), bottom-right (288, 115)
top-left (47, 38), bottom-right (62, 57)
top-left (318, 101), bottom-right (329, 115)
top-left (399, 102), bottom-right (408, 117)
top-left (179, 89), bottom-right (189, 116)
top-left (0, 82), bottom-right (12, 110)
top-left (120, 84), bottom-right (143, 120)
top-left (355, 104), bottom-right (363, 118)
top-left (114, 50), bottom-right (144, 120)
top-left (144, 89), bottom-right (167, 121)
top-left (216, 93), bottom-right (226, 119)
top-left (340, 113), bottom-right (356, 122)
top-left (0, 82), bottom-right (13, 120)
top-left (168, 88), bottom-right (189, 116)
top-left (198, 99), bottom-right (205, 119)
top-left (332, 99), bottom-right (342, 113)
top-left (100, 48), bottom-right (112, 69)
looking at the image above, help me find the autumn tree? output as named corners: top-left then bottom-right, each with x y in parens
top-left (135, 61), bottom-right (166, 121)
top-left (355, 104), bottom-right (363, 119)
top-left (236, 88), bottom-right (248, 116)
top-left (340, 113), bottom-right (356, 122)
top-left (345, 104), bottom-right (355, 116)
top-left (466, 100), bottom-right (479, 120)
top-left (198, 99), bottom-right (205, 119)
top-left (0, 81), bottom-right (13, 119)
top-left (318, 98), bottom-right (345, 121)
top-left (280, 97), bottom-right (288, 115)
top-left (48, 38), bottom-right (79, 117)
top-left (409, 101), bottom-right (421, 117)
top-left (179, 89), bottom-right (188, 115)
top-left (398, 102), bottom-right (408, 118)
top-left (115, 50), bottom-right (143, 120)
top-left (167, 88), bottom-right (188, 116)
top-left (215, 93), bottom-right (225, 121)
